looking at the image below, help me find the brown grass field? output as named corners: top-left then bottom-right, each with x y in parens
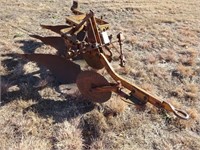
top-left (1, 0), bottom-right (200, 149)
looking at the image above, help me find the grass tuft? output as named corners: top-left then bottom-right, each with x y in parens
top-left (177, 64), bottom-right (194, 78)
top-left (53, 121), bottom-right (83, 150)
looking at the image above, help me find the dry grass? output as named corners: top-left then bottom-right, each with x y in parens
top-left (144, 54), bottom-right (157, 64)
top-left (1, 0), bottom-right (200, 149)
top-left (53, 120), bottom-right (83, 150)
top-left (103, 96), bottom-right (128, 117)
top-left (159, 49), bottom-right (177, 62)
top-left (177, 64), bottom-right (195, 77)
top-left (184, 83), bottom-right (199, 101)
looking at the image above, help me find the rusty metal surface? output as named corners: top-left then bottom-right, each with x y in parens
top-left (19, 54), bottom-right (81, 84)
top-left (76, 71), bottom-right (111, 103)
top-left (81, 14), bottom-right (104, 69)
top-left (40, 24), bottom-right (70, 34)
top-left (30, 35), bottom-right (66, 56)
top-left (83, 51), bottom-right (104, 69)
top-left (117, 32), bottom-right (126, 67)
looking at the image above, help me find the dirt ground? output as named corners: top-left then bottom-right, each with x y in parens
top-left (1, 0), bottom-right (200, 150)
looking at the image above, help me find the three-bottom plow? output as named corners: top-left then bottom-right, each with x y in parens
top-left (16, 1), bottom-right (189, 119)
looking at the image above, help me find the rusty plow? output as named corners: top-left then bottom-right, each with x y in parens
top-left (14, 1), bottom-right (189, 120)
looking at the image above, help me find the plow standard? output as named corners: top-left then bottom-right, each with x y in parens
top-left (16, 1), bottom-right (189, 119)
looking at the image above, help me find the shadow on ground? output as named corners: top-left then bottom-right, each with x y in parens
top-left (1, 52), bottom-right (98, 147)
top-left (24, 98), bottom-right (95, 122)
top-left (1, 53), bottom-right (51, 105)
top-left (1, 39), bottom-right (102, 148)
top-left (1, 46), bottom-right (95, 122)
top-left (16, 39), bottom-right (43, 53)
